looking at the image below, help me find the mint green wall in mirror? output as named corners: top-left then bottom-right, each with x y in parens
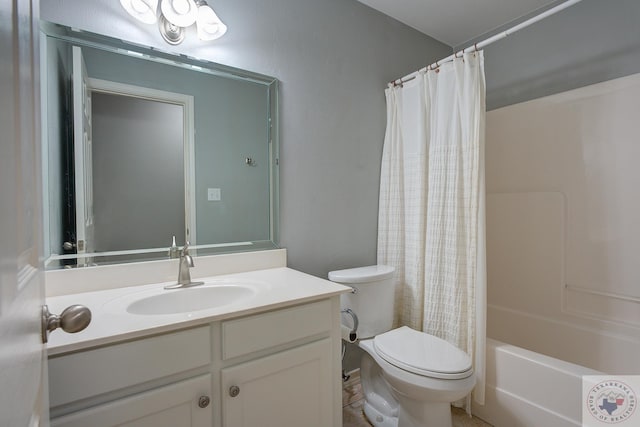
top-left (41, 22), bottom-right (279, 269)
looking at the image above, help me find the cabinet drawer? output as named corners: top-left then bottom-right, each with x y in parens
top-left (51, 374), bottom-right (212, 427)
top-left (49, 326), bottom-right (211, 408)
top-left (222, 299), bottom-right (332, 360)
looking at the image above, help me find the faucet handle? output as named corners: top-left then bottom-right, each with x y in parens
top-left (182, 241), bottom-right (190, 255)
top-left (182, 241), bottom-right (195, 267)
top-left (164, 240), bottom-right (203, 289)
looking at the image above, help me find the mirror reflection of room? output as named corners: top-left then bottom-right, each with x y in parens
top-left (92, 92), bottom-right (186, 253)
top-left (42, 30), bottom-right (277, 268)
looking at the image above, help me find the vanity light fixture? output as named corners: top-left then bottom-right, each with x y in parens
top-left (120, 0), bottom-right (227, 45)
top-left (120, 0), bottom-right (158, 25)
top-left (196, 2), bottom-right (227, 41)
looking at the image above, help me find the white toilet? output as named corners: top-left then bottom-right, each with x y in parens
top-left (329, 265), bottom-right (475, 427)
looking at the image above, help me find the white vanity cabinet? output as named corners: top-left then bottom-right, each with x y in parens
top-left (220, 299), bottom-right (335, 427)
top-left (49, 326), bottom-right (214, 427)
top-left (48, 298), bottom-right (342, 427)
top-left (221, 338), bottom-right (333, 427)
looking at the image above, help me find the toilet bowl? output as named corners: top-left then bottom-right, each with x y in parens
top-left (359, 328), bottom-right (475, 427)
top-left (329, 265), bottom-right (475, 427)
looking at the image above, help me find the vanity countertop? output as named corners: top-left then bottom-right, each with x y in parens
top-left (46, 267), bottom-right (350, 356)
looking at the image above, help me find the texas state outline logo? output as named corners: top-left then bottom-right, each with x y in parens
top-left (584, 376), bottom-right (638, 426)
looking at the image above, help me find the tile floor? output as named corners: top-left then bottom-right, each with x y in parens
top-left (342, 371), bottom-right (492, 427)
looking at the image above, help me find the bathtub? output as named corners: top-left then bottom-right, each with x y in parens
top-left (472, 339), bottom-right (600, 427)
top-left (479, 191), bottom-right (639, 425)
top-left (482, 79), bottom-right (640, 425)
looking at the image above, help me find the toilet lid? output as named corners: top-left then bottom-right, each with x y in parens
top-left (328, 265), bottom-right (394, 283)
top-left (373, 326), bottom-right (473, 380)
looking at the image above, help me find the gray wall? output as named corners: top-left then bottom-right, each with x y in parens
top-left (92, 93), bottom-right (185, 252)
top-left (457, 0), bottom-right (640, 110)
top-left (41, 0), bottom-right (452, 277)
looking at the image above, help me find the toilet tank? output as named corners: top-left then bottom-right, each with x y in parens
top-left (328, 265), bottom-right (395, 338)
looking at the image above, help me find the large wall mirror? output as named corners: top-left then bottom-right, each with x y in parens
top-left (41, 23), bottom-right (279, 269)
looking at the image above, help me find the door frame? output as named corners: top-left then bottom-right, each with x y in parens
top-left (87, 78), bottom-right (197, 246)
top-left (72, 45), bottom-right (93, 256)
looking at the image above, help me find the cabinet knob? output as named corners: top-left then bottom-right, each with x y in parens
top-left (198, 395), bottom-right (210, 408)
top-left (229, 385), bottom-right (240, 397)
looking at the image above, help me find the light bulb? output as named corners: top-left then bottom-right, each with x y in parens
top-left (120, 0), bottom-right (158, 24)
top-left (161, 0), bottom-right (198, 27)
top-left (196, 4), bottom-right (227, 41)
top-left (131, 0), bottom-right (147, 13)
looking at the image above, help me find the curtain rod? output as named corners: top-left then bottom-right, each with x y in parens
top-left (391, 0), bottom-right (584, 86)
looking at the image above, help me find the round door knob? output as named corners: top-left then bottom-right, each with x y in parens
top-left (58, 305), bottom-right (93, 333)
top-left (229, 385), bottom-right (240, 397)
top-left (41, 304), bottom-right (92, 343)
top-left (198, 395), bottom-right (210, 408)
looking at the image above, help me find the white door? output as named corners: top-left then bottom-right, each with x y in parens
top-left (72, 45), bottom-right (94, 255)
top-left (0, 0), bottom-right (48, 426)
top-left (221, 338), bottom-right (334, 427)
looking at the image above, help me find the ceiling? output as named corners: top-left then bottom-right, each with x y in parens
top-left (358, 0), bottom-right (558, 47)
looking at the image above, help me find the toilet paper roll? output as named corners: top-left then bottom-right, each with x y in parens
top-left (341, 325), bottom-right (358, 343)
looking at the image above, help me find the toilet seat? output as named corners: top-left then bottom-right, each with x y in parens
top-left (373, 326), bottom-right (473, 380)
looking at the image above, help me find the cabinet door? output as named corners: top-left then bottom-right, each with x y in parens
top-left (221, 338), bottom-right (333, 427)
top-left (51, 375), bottom-right (212, 427)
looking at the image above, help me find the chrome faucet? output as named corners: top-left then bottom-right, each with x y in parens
top-left (164, 242), bottom-right (205, 289)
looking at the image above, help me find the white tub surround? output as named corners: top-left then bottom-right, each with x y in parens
top-left (46, 257), bottom-right (351, 427)
top-left (486, 73), bottom-right (640, 375)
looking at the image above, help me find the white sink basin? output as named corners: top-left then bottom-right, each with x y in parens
top-left (101, 279), bottom-right (270, 316)
top-left (126, 285), bottom-right (256, 315)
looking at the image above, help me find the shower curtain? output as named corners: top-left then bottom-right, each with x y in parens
top-left (377, 51), bottom-right (487, 406)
